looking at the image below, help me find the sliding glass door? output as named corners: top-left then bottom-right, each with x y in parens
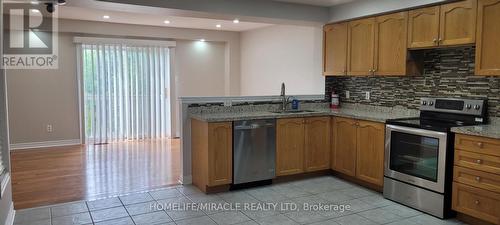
top-left (80, 43), bottom-right (171, 144)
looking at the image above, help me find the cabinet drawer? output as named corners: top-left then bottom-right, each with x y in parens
top-left (452, 182), bottom-right (500, 224)
top-left (455, 134), bottom-right (500, 157)
top-left (454, 166), bottom-right (500, 193)
top-left (455, 150), bottom-right (500, 174)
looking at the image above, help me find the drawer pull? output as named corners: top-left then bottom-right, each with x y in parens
top-left (475, 176), bottom-right (481, 182)
top-left (475, 200), bottom-right (480, 205)
top-left (476, 159), bottom-right (483, 164)
top-left (477, 142), bottom-right (484, 148)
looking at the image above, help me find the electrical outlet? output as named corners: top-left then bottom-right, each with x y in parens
top-left (345, 91), bottom-right (350, 99)
top-left (365, 91), bottom-right (370, 100)
top-left (47, 124), bottom-right (53, 133)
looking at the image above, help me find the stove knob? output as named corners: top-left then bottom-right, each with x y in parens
top-left (466, 104), bottom-right (472, 109)
top-left (474, 105), bottom-right (481, 110)
top-left (429, 101), bottom-right (434, 106)
top-left (422, 101), bottom-right (427, 106)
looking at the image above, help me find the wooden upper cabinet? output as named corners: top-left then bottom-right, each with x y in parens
top-left (332, 117), bottom-right (357, 176)
top-left (208, 122), bottom-right (233, 186)
top-left (408, 6), bottom-right (440, 48)
top-left (440, 0), bottom-right (477, 46)
top-left (304, 117), bottom-right (331, 172)
top-left (374, 12), bottom-right (408, 76)
top-left (476, 0), bottom-right (500, 76)
top-left (347, 18), bottom-right (376, 76)
top-left (356, 120), bottom-right (385, 186)
top-left (276, 118), bottom-right (305, 176)
top-left (323, 23), bottom-right (348, 76)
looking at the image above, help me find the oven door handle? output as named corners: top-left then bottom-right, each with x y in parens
top-left (385, 124), bottom-right (448, 139)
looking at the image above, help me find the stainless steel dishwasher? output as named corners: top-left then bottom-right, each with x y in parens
top-left (233, 119), bottom-right (276, 185)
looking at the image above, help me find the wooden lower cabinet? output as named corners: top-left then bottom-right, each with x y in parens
top-left (332, 117), bottom-right (385, 186)
top-left (276, 118), bottom-right (305, 176)
top-left (356, 120), bottom-right (385, 186)
top-left (305, 117), bottom-right (331, 172)
top-left (191, 119), bottom-right (232, 192)
top-left (453, 134), bottom-right (500, 224)
top-left (276, 117), bottom-right (331, 176)
top-left (332, 117), bottom-right (357, 176)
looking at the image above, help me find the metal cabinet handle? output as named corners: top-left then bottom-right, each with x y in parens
top-left (438, 38), bottom-right (442, 43)
top-left (477, 142), bottom-right (484, 148)
top-left (475, 176), bottom-right (481, 182)
top-left (476, 159), bottom-right (483, 164)
top-left (475, 200), bottom-right (480, 205)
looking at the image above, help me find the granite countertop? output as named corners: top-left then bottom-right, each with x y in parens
top-left (190, 107), bottom-right (417, 123)
top-left (451, 118), bottom-right (500, 139)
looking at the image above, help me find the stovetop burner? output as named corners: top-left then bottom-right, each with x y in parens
top-left (386, 98), bottom-right (488, 132)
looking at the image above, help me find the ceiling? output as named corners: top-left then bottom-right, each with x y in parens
top-left (57, 5), bottom-right (273, 32)
top-left (272, 0), bottom-right (357, 7)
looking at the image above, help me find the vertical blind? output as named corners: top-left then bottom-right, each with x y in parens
top-left (81, 43), bottom-right (171, 144)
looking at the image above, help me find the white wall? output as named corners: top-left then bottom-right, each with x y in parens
top-left (6, 19), bottom-right (239, 144)
top-left (240, 25), bottom-right (324, 96)
top-left (329, 0), bottom-right (449, 22)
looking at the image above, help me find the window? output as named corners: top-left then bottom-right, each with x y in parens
top-left (78, 39), bottom-right (173, 144)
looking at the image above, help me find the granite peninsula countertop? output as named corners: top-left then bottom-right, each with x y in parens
top-left (451, 118), bottom-right (500, 139)
top-left (189, 107), bottom-right (418, 124)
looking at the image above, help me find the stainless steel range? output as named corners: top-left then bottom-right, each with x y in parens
top-left (383, 98), bottom-right (487, 218)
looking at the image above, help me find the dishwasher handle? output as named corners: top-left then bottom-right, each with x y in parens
top-left (234, 123), bottom-right (275, 130)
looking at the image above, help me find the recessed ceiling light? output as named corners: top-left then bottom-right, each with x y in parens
top-left (164, 20), bottom-right (170, 24)
top-left (200, 39), bottom-right (206, 42)
top-left (31, 9), bottom-right (40, 13)
top-left (103, 15), bottom-right (110, 19)
top-left (30, 1), bottom-right (39, 5)
top-left (233, 19), bottom-right (240, 24)
top-left (216, 24), bottom-right (222, 28)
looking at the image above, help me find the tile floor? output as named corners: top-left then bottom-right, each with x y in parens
top-left (13, 176), bottom-right (468, 225)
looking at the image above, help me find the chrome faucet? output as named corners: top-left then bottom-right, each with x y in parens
top-left (280, 83), bottom-right (290, 112)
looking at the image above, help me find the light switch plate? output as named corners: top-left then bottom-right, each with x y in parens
top-left (345, 91), bottom-right (350, 99)
top-left (365, 91), bottom-right (370, 100)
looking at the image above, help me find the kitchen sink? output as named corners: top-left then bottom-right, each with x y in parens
top-left (269, 110), bottom-right (316, 114)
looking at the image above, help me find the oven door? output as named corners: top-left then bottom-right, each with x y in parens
top-left (385, 125), bottom-right (448, 193)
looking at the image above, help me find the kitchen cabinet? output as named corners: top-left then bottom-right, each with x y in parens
top-left (439, 0), bottom-right (477, 46)
top-left (276, 118), bottom-right (305, 176)
top-left (408, 0), bottom-right (477, 49)
top-left (191, 119), bottom-right (232, 192)
top-left (305, 117), bottom-right (331, 172)
top-left (356, 120), bottom-right (385, 186)
top-left (453, 134), bottom-right (500, 224)
top-left (332, 117), bottom-right (385, 186)
top-left (332, 117), bottom-right (357, 176)
top-left (374, 12), bottom-right (408, 76)
top-left (323, 23), bottom-right (348, 76)
top-left (277, 117), bottom-right (331, 176)
top-left (475, 0), bottom-right (500, 76)
top-left (408, 6), bottom-right (441, 48)
top-left (347, 18), bottom-right (376, 76)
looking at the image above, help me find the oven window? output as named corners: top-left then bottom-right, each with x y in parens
top-left (389, 131), bottom-right (439, 182)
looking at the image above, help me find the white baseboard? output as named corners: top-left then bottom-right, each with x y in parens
top-left (180, 175), bottom-right (192, 185)
top-left (10, 139), bottom-right (81, 150)
top-left (5, 202), bottom-right (15, 225)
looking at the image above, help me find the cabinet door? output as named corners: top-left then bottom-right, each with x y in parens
top-left (332, 117), bottom-right (357, 176)
top-left (476, 0), bottom-right (500, 76)
top-left (208, 122), bottom-right (233, 186)
top-left (305, 117), bottom-right (331, 172)
top-left (374, 12), bottom-right (408, 76)
top-left (276, 118), bottom-right (305, 176)
top-left (356, 120), bottom-right (385, 186)
top-left (347, 18), bottom-right (376, 76)
top-left (408, 6), bottom-right (440, 48)
top-left (440, 0), bottom-right (477, 46)
top-left (324, 23), bottom-right (348, 76)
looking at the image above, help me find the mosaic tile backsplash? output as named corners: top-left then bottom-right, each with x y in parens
top-left (325, 46), bottom-right (500, 118)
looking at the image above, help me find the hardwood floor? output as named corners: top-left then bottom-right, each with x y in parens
top-left (10, 138), bottom-right (180, 209)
